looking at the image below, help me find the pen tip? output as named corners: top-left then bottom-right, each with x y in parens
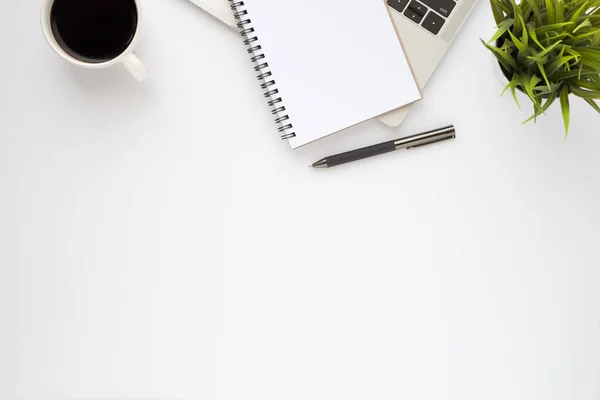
top-left (311, 159), bottom-right (328, 168)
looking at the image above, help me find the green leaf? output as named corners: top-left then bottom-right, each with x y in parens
top-left (551, 69), bottom-right (597, 80)
top-left (579, 52), bottom-right (600, 70)
top-left (519, 14), bottom-right (529, 46)
top-left (545, 0), bottom-right (556, 24)
top-left (569, 83), bottom-right (600, 98)
top-left (585, 98), bottom-right (600, 113)
top-left (509, 0), bottom-right (523, 35)
top-left (488, 18), bottom-right (515, 44)
top-left (533, 82), bottom-right (562, 94)
top-left (499, 37), bottom-right (515, 50)
top-left (573, 18), bottom-right (592, 33)
top-left (556, 0), bottom-right (565, 23)
top-left (591, 31), bottom-right (600, 46)
top-left (490, 0), bottom-right (506, 25)
top-left (568, 1), bottom-right (590, 24)
top-left (508, 29), bottom-right (528, 54)
top-left (481, 39), bottom-right (518, 69)
top-left (520, 74), bottom-right (542, 106)
top-left (564, 47), bottom-right (581, 62)
top-left (543, 92), bottom-right (558, 113)
top-left (527, 53), bottom-right (548, 64)
top-left (544, 31), bottom-right (572, 43)
top-left (560, 85), bottom-right (570, 137)
top-left (537, 62), bottom-right (552, 89)
top-left (501, 79), bottom-right (522, 109)
top-left (572, 79), bottom-right (600, 91)
top-left (510, 83), bottom-right (521, 109)
top-left (535, 22), bottom-right (574, 35)
top-left (535, 40), bottom-right (564, 59)
top-left (574, 47), bottom-right (600, 59)
top-left (522, 91), bottom-right (558, 123)
top-left (528, 24), bottom-right (545, 49)
top-left (524, 0), bottom-right (542, 24)
top-left (586, 14), bottom-right (600, 23)
top-left (520, 0), bottom-right (533, 22)
top-left (570, 30), bottom-right (600, 43)
top-left (527, 75), bottom-right (542, 95)
top-left (497, 0), bottom-right (514, 17)
top-left (590, 73), bottom-right (600, 85)
top-left (490, 0), bottom-right (514, 21)
top-left (546, 55), bottom-right (577, 75)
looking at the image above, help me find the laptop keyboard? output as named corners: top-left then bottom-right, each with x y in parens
top-left (387, 0), bottom-right (455, 35)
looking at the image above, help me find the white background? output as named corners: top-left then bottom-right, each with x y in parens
top-left (1, 0), bottom-right (600, 399)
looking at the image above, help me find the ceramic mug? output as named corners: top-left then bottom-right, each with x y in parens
top-left (40, 0), bottom-right (149, 81)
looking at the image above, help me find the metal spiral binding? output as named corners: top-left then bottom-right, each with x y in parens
top-left (229, 0), bottom-right (296, 140)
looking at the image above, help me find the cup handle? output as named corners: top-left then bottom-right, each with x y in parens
top-left (122, 52), bottom-right (149, 81)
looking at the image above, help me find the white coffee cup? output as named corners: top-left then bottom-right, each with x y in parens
top-left (41, 0), bottom-right (150, 81)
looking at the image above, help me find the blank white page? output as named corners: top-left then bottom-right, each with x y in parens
top-left (241, 0), bottom-right (422, 148)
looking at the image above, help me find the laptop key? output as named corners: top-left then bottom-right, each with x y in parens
top-left (407, 0), bottom-right (428, 15)
top-left (422, 11), bottom-right (446, 34)
top-left (420, 0), bottom-right (455, 17)
top-left (387, 0), bottom-right (409, 13)
top-left (404, 8), bottom-right (424, 23)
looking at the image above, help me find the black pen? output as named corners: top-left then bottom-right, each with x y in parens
top-left (311, 125), bottom-right (456, 168)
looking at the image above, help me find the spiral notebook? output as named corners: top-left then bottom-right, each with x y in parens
top-left (230, 0), bottom-right (422, 149)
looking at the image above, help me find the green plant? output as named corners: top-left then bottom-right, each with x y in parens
top-left (483, 0), bottom-right (600, 135)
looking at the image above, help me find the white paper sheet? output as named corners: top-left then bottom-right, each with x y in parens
top-left (241, 0), bottom-right (422, 148)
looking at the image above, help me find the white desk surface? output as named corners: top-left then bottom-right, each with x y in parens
top-left (1, 0), bottom-right (600, 399)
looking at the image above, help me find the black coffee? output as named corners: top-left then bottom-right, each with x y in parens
top-left (50, 0), bottom-right (138, 63)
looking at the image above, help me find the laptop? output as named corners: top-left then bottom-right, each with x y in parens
top-left (190, 0), bottom-right (479, 127)
top-left (379, 0), bottom-right (479, 125)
